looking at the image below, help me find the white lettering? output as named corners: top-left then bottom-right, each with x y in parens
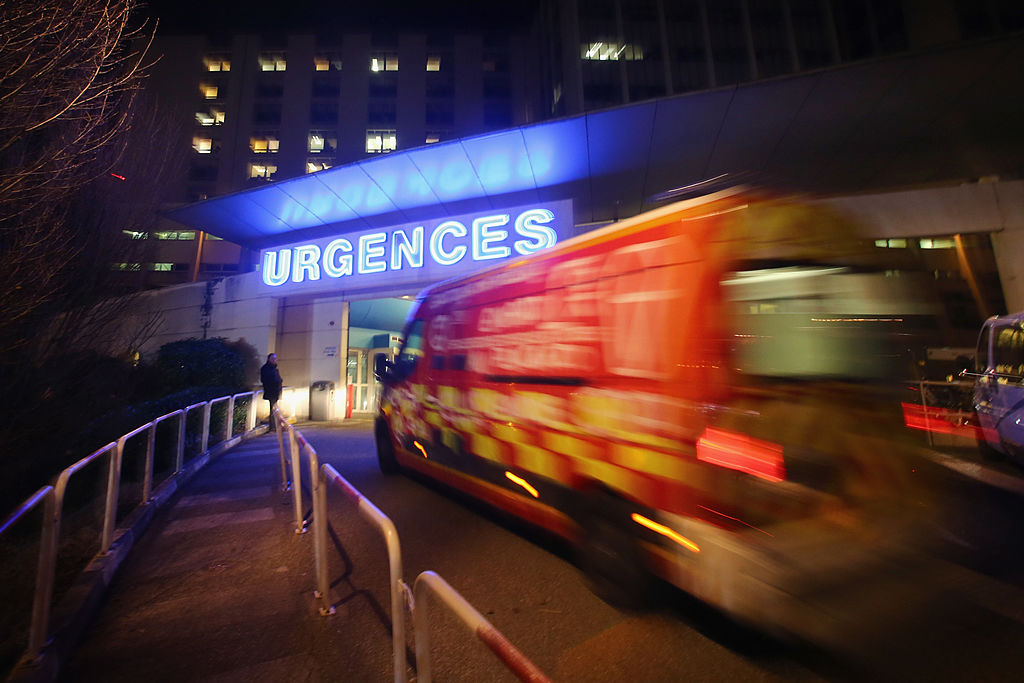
top-left (514, 209), bottom-right (557, 255)
top-left (323, 238), bottom-right (353, 278)
top-left (430, 221), bottom-right (468, 266)
top-left (359, 233), bottom-right (387, 273)
top-left (391, 227), bottom-right (424, 269)
top-left (472, 214), bottom-right (510, 260)
top-left (292, 245), bottom-right (321, 283)
top-left (263, 249), bottom-right (291, 286)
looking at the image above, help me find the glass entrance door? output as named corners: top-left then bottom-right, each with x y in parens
top-left (347, 347), bottom-right (399, 415)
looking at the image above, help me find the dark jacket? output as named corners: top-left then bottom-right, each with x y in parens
top-left (260, 362), bottom-right (283, 402)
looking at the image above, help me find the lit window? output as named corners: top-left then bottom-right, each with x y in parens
top-left (250, 134), bottom-right (280, 154)
top-left (195, 109), bottom-right (225, 126)
top-left (919, 238), bottom-right (956, 249)
top-left (306, 159), bottom-right (333, 173)
top-left (122, 230), bottom-right (148, 240)
top-left (206, 234), bottom-right (223, 241)
top-left (249, 163), bottom-right (278, 180)
top-left (425, 131), bottom-right (448, 144)
top-left (366, 129), bottom-right (397, 153)
top-left (192, 136), bottom-right (213, 154)
top-left (314, 53), bottom-right (342, 71)
top-left (199, 83), bottom-right (219, 99)
top-left (203, 55), bottom-right (231, 72)
top-left (370, 53), bottom-right (399, 72)
top-left (580, 42), bottom-right (644, 61)
top-left (307, 132), bottom-right (336, 154)
top-left (151, 263), bottom-right (174, 272)
top-left (112, 262), bottom-right (142, 271)
top-left (874, 238), bottom-right (908, 248)
top-left (154, 231), bottom-right (196, 241)
top-left (258, 53), bottom-right (287, 71)
top-left (426, 55), bottom-right (441, 71)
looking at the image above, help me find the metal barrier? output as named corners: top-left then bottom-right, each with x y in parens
top-left (0, 487), bottom-right (57, 658)
top-left (413, 571), bottom-right (553, 683)
top-left (272, 407), bottom-right (550, 683)
top-left (319, 463), bottom-right (408, 683)
top-left (0, 391), bottom-right (263, 668)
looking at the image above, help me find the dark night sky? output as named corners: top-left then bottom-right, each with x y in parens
top-left (143, 0), bottom-right (541, 34)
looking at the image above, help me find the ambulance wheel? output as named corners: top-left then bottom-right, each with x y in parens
top-left (578, 497), bottom-right (651, 609)
top-left (376, 421), bottom-right (399, 474)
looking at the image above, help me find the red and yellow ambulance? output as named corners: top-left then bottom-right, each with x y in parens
top-left (375, 187), bottom-right (931, 640)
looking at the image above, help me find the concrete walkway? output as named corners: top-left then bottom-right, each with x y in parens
top-left (49, 420), bottom-right (1024, 683)
top-left (58, 427), bottom-right (395, 683)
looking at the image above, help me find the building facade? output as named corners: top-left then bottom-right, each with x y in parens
top-left (117, 1), bottom-right (1023, 418)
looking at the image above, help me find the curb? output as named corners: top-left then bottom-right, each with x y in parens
top-left (923, 448), bottom-right (1024, 497)
top-left (7, 427), bottom-right (269, 683)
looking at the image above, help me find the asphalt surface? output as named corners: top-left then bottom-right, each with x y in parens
top-left (54, 421), bottom-right (1024, 683)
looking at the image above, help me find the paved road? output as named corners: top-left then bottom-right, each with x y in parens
top-left (62, 421), bottom-right (1024, 681)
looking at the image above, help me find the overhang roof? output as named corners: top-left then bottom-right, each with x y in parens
top-left (166, 34), bottom-right (1024, 250)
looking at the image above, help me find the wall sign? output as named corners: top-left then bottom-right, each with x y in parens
top-left (258, 200), bottom-right (572, 296)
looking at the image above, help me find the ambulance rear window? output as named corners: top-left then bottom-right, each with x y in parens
top-left (723, 265), bottom-right (925, 380)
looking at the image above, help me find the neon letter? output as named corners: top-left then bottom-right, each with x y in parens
top-left (430, 220), bottom-right (467, 266)
top-left (472, 214), bottom-right (510, 261)
top-left (391, 227), bottom-right (424, 270)
top-left (359, 233), bottom-right (387, 273)
top-left (292, 245), bottom-right (321, 283)
top-left (323, 238), bottom-right (353, 278)
top-left (263, 249), bottom-right (291, 286)
top-left (514, 208), bottom-right (557, 255)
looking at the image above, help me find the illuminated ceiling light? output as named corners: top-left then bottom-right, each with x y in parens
top-left (505, 471), bottom-right (539, 498)
top-left (631, 513), bottom-right (700, 553)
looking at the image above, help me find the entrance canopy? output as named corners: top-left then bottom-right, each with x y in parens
top-left (166, 35), bottom-right (1024, 250)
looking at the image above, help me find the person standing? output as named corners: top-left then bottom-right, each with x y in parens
top-left (260, 353), bottom-right (283, 431)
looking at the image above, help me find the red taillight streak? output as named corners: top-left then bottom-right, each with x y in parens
top-left (900, 402), bottom-right (992, 441)
top-left (698, 504), bottom-right (774, 537)
top-left (696, 427), bottom-right (785, 482)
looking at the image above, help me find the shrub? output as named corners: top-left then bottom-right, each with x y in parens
top-left (150, 337), bottom-right (258, 396)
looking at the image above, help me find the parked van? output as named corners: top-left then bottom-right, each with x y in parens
top-left (375, 187), bottom-right (932, 641)
top-left (972, 311), bottom-right (1024, 459)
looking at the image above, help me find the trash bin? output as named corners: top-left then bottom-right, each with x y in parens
top-left (309, 381), bottom-right (335, 421)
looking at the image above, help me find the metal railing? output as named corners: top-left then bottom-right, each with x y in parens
top-left (413, 571), bottom-right (552, 683)
top-left (272, 407), bottom-right (550, 683)
top-left (0, 390), bottom-right (261, 669)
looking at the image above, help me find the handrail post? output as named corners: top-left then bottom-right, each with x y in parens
top-left (288, 427), bottom-right (304, 533)
top-left (380, 515), bottom-right (407, 683)
top-left (226, 395), bottom-right (236, 442)
top-left (101, 439), bottom-right (125, 554)
top-left (246, 393), bottom-right (257, 432)
top-left (274, 409), bottom-right (288, 491)
top-left (27, 488), bottom-right (58, 658)
top-left (175, 411), bottom-right (187, 473)
top-left (321, 464), bottom-right (407, 682)
top-left (313, 476), bottom-right (332, 615)
top-left (142, 422), bottom-right (156, 502)
top-left (201, 402), bottom-right (211, 453)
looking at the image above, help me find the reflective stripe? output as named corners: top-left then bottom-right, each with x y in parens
top-left (513, 443), bottom-right (561, 480)
top-left (471, 433), bottom-right (506, 464)
top-left (542, 432), bottom-right (600, 461)
top-left (610, 444), bottom-right (690, 482)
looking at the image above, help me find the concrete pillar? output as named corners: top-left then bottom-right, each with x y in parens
top-left (309, 297), bottom-right (350, 418)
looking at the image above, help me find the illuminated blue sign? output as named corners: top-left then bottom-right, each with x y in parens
top-left (258, 200), bottom-right (571, 295)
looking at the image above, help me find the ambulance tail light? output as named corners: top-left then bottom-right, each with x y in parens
top-left (696, 427), bottom-right (786, 482)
